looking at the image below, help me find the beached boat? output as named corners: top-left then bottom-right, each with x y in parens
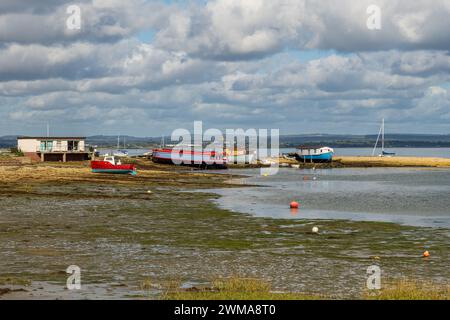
top-left (91, 156), bottom-right (137, 175)
top-left (296, 146), bottom-right (334, 163)
top-left (372, 118), bottom-right (396, 157)
top-left (112, 135), bottom-right (129, 157)
top-left (113, 149), bottom-right (129, 157)
top-left (152, 147), bottom-right (228, 168)
top-left (225, 148), bottom-right (257, 164)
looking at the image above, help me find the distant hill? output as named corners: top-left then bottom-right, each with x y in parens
top-left (2, 134), bottom-right (450, 148)
top-left (0, 135), bottom-right (18, 148)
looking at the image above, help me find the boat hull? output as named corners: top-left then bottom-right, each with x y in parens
top-left (152, 148), bottom-right (227, 168)
top-left (296, 151), bottom-right (333, 163)
top-left (382, 151), bottom-right (396, 157)
top-left (90, 161), bottom-right (137, 175)
top-left (92, 169), bottom-right (136, 175)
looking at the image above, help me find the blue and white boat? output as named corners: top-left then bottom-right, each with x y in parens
top-left (296, 146), bottom-right (334, 163)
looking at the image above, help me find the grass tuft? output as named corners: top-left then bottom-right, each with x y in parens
top-left (161, 277), bottom-right (323, 300)
top-left (365, 279), bottom-right (450, 300)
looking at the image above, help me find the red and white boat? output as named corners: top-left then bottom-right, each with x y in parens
top-left (91, 156), bottom-right (137, 175)
top-left (152, 147), bottom-right (228, 168)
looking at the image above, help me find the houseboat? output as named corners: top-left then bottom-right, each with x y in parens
top-left (152, 146), bottom-right (228, 168)
top-left (91, 156), bottom-right (137, 175)
top-left (296, 146), bottom-right (334, 163)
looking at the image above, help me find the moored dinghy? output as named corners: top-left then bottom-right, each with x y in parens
top-left (91, 156), bottom-right (137, 175)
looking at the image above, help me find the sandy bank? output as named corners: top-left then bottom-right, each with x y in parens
top-left (334, 156), bottom-right (450, 168)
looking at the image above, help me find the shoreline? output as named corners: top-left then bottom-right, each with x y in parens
top-left (249, 155), bottom-right (450, 169)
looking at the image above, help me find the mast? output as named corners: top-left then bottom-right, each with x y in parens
top-left (372, 119), bottom-right (383, 156)
top-left (117, 135), bottom-right (120, 149)
top-left (381, 118), bottom-right (385, 152)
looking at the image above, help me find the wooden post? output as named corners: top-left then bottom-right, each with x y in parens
top-left (63, 153), bottom-right (66, 162)
top-left (40, 153), bottom-right (44, 162)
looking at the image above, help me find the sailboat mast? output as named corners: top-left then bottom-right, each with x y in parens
top-left (381, 118), bottom-right (385, 152)
top-left (117, 135), bottom-right (120, 149)
top-left (372, 119), bottom-right (383, 156)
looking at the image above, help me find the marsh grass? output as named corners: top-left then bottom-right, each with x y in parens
top-left (161, 277), bottom-right (450, 300)
top-left (365, 279), bottom-right (450, 300)
top-left (0, 276), bottom-right (31, 286)
top-left (161, 277), bottom-right (323, 300)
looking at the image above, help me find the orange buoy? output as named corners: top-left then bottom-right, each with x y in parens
top-left (423, 251), bottom-right (430, 258)
top-left (290, 201), bottom-right (299, 209)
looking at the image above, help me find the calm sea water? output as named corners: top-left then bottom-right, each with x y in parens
top-left (211, 167), bottom-right (450, 228)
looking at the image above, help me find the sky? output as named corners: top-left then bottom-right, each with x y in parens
top-left (1, 0), bottom-right (450, 136)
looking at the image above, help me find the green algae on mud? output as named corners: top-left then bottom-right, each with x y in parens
top-left (0, 165), bottom-right (449, 299)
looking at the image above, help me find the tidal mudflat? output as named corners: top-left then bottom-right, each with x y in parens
top-left (0, 163), bottom-right (448, 299)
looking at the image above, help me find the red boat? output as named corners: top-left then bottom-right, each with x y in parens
top-left (91, 156), bottom-right (137, 175)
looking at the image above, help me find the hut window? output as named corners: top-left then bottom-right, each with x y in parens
top-left (40, 140), bottom-right (53, 151)
top-left (68, 140), bottom-right (79, 151)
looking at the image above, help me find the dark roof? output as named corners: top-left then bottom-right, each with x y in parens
top-left (17, 136), bottom-right (86, 140)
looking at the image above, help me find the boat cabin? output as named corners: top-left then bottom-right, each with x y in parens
top-left (103, 156), bottom-right (121, 165)
top-left (296, 146), bottom-right (333, 156)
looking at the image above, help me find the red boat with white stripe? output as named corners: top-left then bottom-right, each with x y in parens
top-left (91, 156), bottom-right (137, 175)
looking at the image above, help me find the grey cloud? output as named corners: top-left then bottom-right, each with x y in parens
top-left (0, 42), bottom-right (118, 81)
top-left (0, 0), bottom-right (165, 45)
top-left (153, 0), bottom-right (450, 60)
top-left (3, 1), bottom-right (450, 60)
top-left (1, 0), bottom-right (450, 135)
